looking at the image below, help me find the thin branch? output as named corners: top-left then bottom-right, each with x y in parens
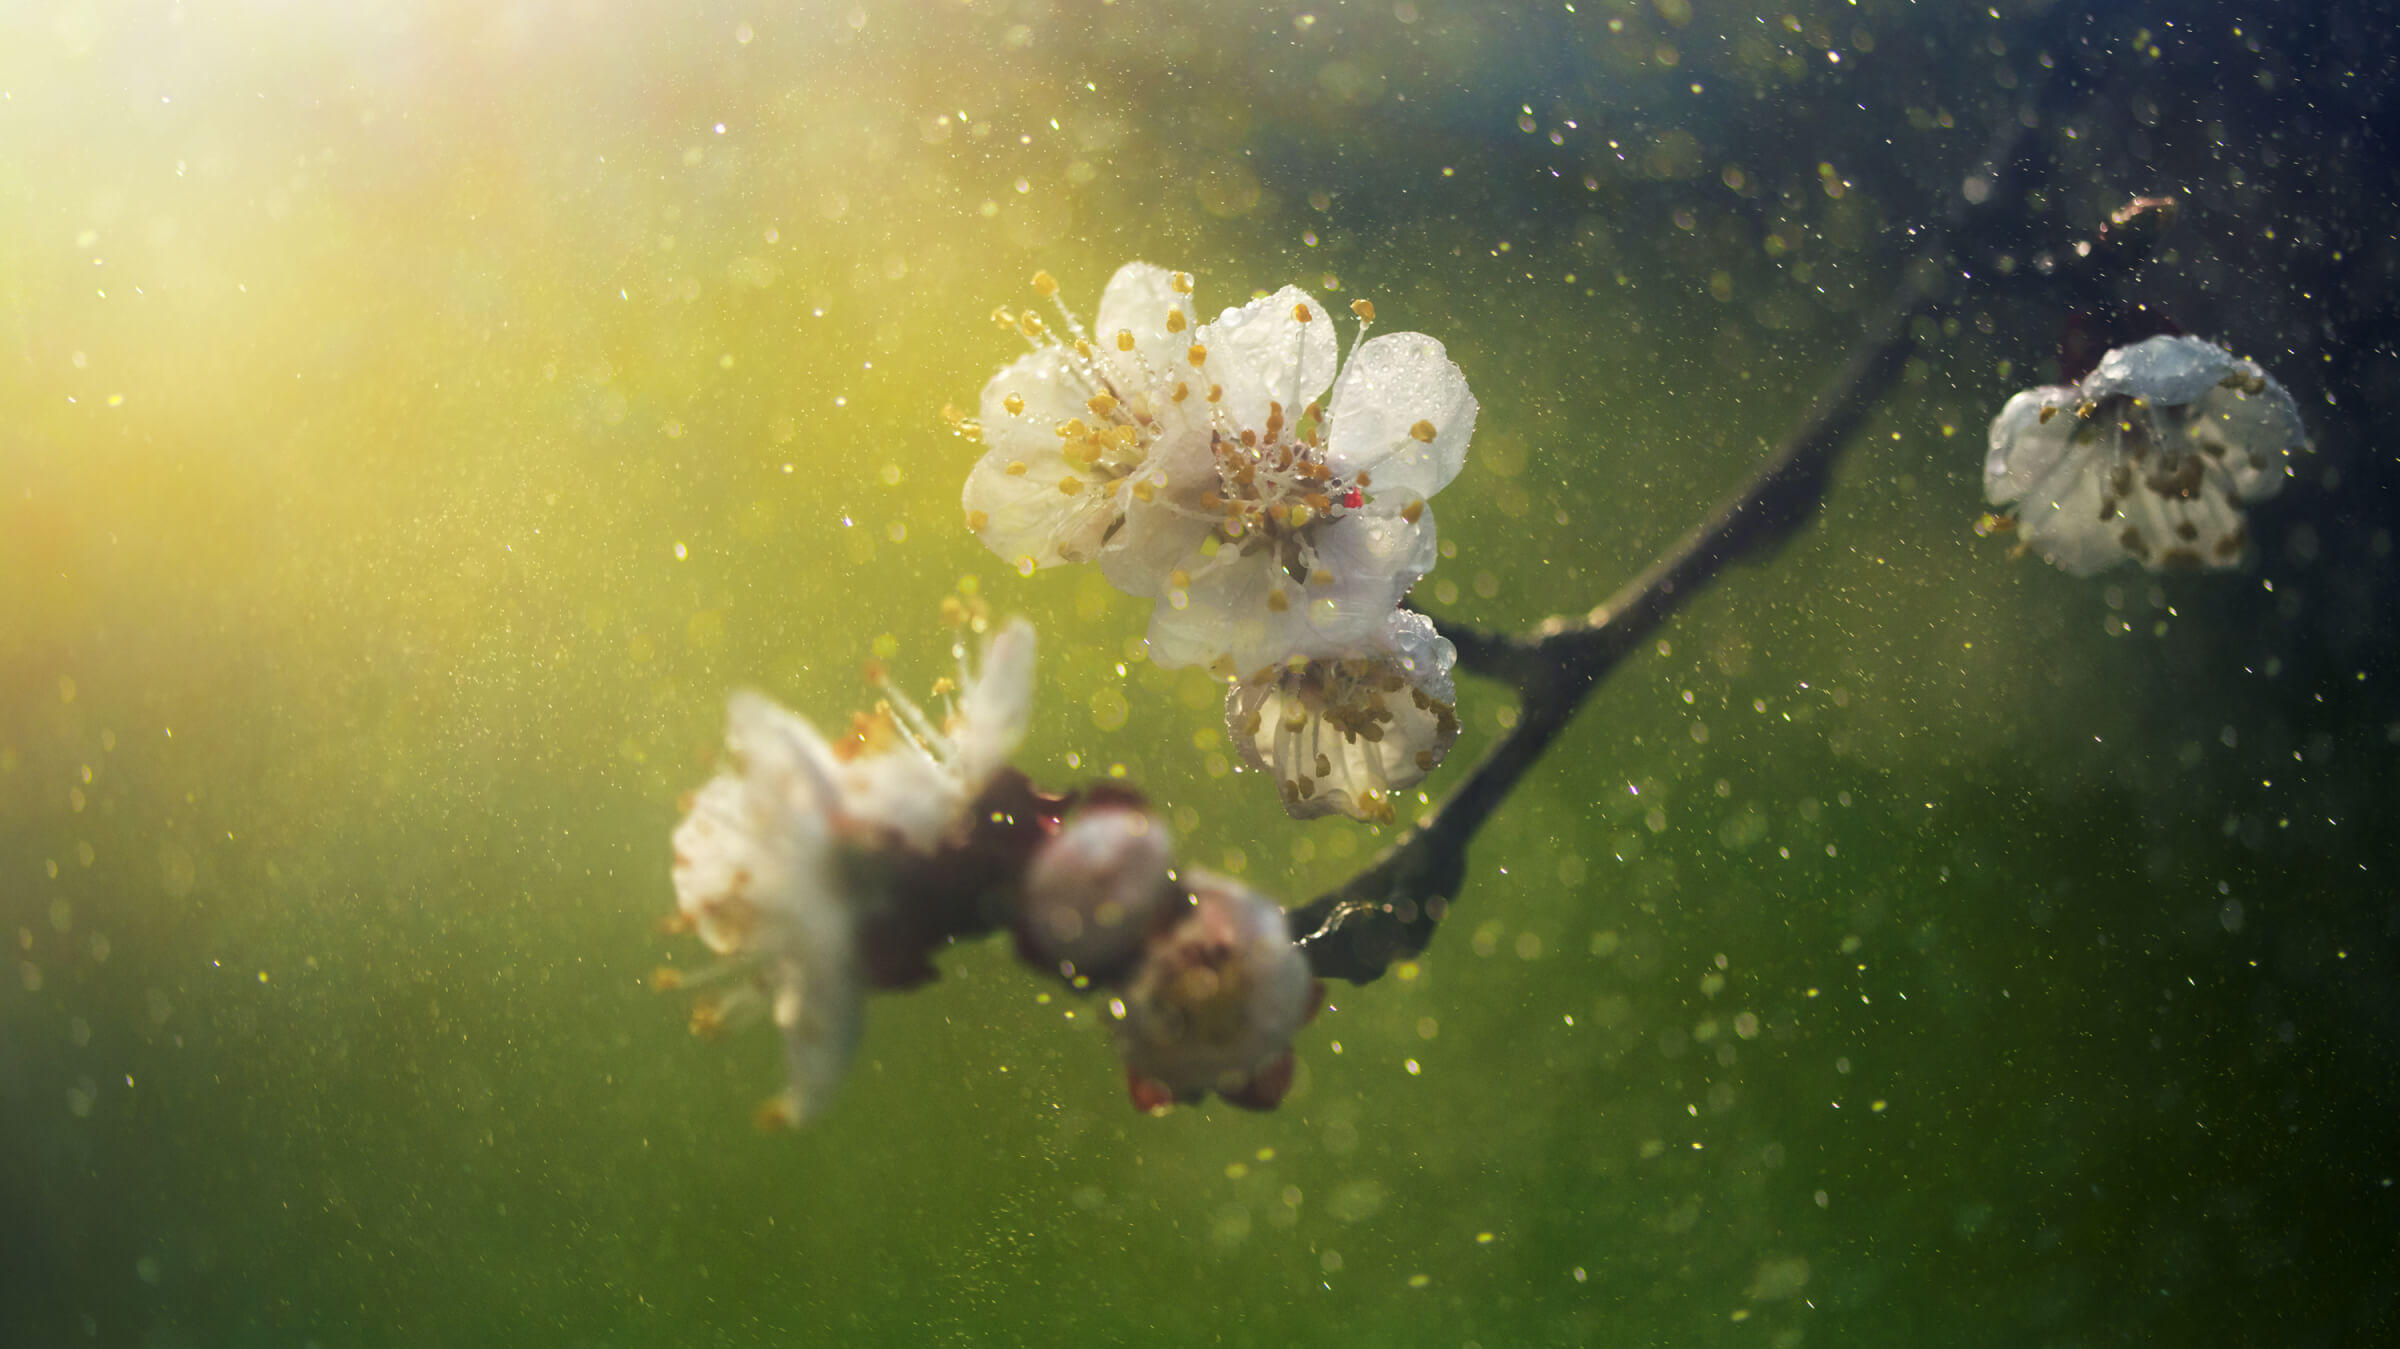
top-left (1291, 81), bottom-right (2104, 984)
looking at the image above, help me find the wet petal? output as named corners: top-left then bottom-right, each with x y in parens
top-left (1199, 284), bottom-right (1339, 435)
top-left (1325, 331), bottom-right (1477, 500)
top-left (1095, 262), bottom-right (1201, 392)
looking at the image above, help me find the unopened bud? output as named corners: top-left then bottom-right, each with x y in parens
top-left (1118, 872), bottom-right (1318, 1112)
top-left (1019, 805), bottom-right (1174, 981)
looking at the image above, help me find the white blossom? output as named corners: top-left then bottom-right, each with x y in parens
top-left (667, 620), bottom-right (1036, 1127)
top-left (1139, 294), bottom-right (1477, 677)
top-left (1225, 609), bottom-right (1461, 823)
top-left (961, 265), bottom-right (1213, 578)
top-left (1985, 335), bottom-right (2305, 576)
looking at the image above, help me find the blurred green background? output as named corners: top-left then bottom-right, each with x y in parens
top-left (6, 1), bottom-right (2398, 1345)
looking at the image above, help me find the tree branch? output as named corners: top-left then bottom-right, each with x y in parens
top-left (1290, 81), bottom-right (2106, 984)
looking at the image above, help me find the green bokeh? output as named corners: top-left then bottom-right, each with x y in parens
top-left (6, 2), bottom-right (2397, 1346)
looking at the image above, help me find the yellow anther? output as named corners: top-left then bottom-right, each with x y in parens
top-left (1351, 298), bottom-right (1376, 321)
top-left (754, 1095), bottom-right (800, 1131)
top-left (1187, 343), bottom-right (1208, 367)
top-left (1019, 312), bottom-right (1046, 337)
top-left (991, 306), bottom-right (1015, 328)
top-left (1003, 393), bottom-right (1026, 416)
top-left (1116, 329), bottom-right (1136, 352)
top-left (965, 508), bottom-right (990, 531)
top-left (1171, 271), bottom-right (1194, 294)
top-left (1131, 477), bottom-right (1156, 502)
top-left (1207, 383), bottom-right (1224, 403)
top-left (1292, 302), bottom-right (1313, 323)
top-left (1172, 381), bottom-right (1191, 403)
top-left (2037, 404), bottom-right (2058, 424)
top-left (1004, 460), bottom-right (1028, 476)
top-left (688, 1002), bottom-right (726, 1037)
top-left (1401, 498), bottom-right (1425, 524)
top-left (1074, 338), bottom-right (1093, 359)
top-left (1058, 417), bottom-right (1088, 438)
top-left (1169, 568), bottom-right (1192, 589)
top-left (1409, 419), bottom-right (1437, 442)
top-left (1267, 588), bottom-right (1291, 613)
top-left (1087, 392), bottom-right (1119, 419)
top-left (1166, 309), bottom-right (1187, 332)
top-left (1057, 475), bottom-right (1083, 495)
top-left (1031, 269), bottom-right (1059, 297)
top-left (1288, 503), bottom-right (1315, 529)
top-left (1304, 491), bottom-right (1332, 512)
top-left (649, 966), bottom-right (685, 992)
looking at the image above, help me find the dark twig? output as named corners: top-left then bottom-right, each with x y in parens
top-left (1291, 76), bottom-right (2112, 984)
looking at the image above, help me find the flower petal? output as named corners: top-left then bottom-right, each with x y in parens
top-left (1199, 285), bottom-right (1339, 435)
top-left (1095, 262), bottom-right (1201, 394)
top-left (953, 618), bottom-right (1037, 790)
top-left (1982, 385), bottom-right (2080, 506)
top-left (1325, 331), bottom-right (1477, 500)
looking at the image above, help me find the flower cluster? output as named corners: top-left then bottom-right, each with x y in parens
top-left (957, 263), bottom-right (1479, 821)
top-left (665, 620), bottom-right (1037, 1127)
top-left (1983, 335), bottom-right (2307, 576)
top-left (664, 620), bottom-right (1319, 1125)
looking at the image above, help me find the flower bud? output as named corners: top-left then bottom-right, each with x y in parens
top-left (1018, 804), bottom-right (1174, 981)
top-left (1118, 872), bottom-right (1320, 1111)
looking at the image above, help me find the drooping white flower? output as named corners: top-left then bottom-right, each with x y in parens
top-left (667, 620), bottom-right (1037, 1127)
top-left (1225, 608), bottom-right (1461, 823)
top-left (1985, 335), bottom-right (2306, 576)
top-left (1117, 872), bottom-right (1319, 1112)
top-left (1138, 292), bottom-right (1478, 677)
top-left (961, 265), bottom-right (1214, 577)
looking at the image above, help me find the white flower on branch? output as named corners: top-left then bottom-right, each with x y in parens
top-left (1225, 609), bottom-right (1461, 823)
top-left (1139, 295), bottom-right (1478, 678)
top-left (961, 264), bottom-right (1213, 578)
top-left (665, 620), bottom-right (1036, 1128)
top-left (961, 265), bottom-right (1477, 678)
top-left (1984, 335), bottom-right (2306, 577)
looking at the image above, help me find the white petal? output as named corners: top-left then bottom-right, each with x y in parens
top-left (1199, 285), bottom-right (1339, 435)
top-left (1097, 497), bottom-right (1218, 597)
top-left (1144, 520), bottom-right (1421, 676)
top-left (2187, 371), bottom-right (2304, 504)
top-left (2088, 334), bottom-right (2236, 406)
top-left (1324, 331), bottom-right (1478, 500)
top-left (1094, 262), bottom-right (1200, 392)
top-left (1983, 385), bottom-right (2080, 506)
top-left (770, 945), bottom-right (863, 1126)
top-left (963, 451), bottom-right (1128, 570)
top-left (2010, 435), bottom-right (2130, 578)
top-left (954, 618), bottom-right (1037, 790)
